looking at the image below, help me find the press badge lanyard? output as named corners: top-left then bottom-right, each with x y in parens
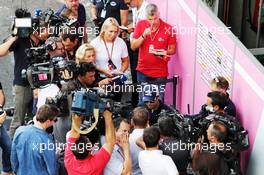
top-left (101, 0), bottom-right (110, 18)
top-left (103, 40), bottom-right (115, 70)
top-left (102, 0), bottom-right (110, 9)
top-left (150, 27), bottom-right (160, 41)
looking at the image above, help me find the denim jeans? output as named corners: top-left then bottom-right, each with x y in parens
top-left (137, 71), bottom-right (167, 106)
top-left (0, 125), bottom-right (12, 172)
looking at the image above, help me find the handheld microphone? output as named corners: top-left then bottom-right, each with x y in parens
top-left (111, 74), bottom-right (127, 83)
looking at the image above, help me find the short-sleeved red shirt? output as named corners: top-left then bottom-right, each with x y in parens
top-left (133, 19), bottom-right (176, 78)
top-left (65, 137), bottom-right (110, 175)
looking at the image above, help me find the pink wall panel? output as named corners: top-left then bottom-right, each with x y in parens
top-left (234, 49), bottom-right (264, 89)
top-left (185, 0), bottom-right (198, 13)
top-left (232, 48), bottom-right (264, 172)
top-left (193, 5), bottom-right (236, 113)
top-left (164, 0), bottom-right (197, 113)
top-left (151, 0), bottom-right (264, 173)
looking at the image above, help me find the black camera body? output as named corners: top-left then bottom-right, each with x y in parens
top-left (199, 114), bottom-right (249, 151)
top-left (13, 8), bottom-right (33, 38)
top-left (22, 46), bottom-right (54, 88)
top-left (184, 113), bottom-right (250, 152)
top-left (12, 8), bottom-right (78, 39)
top-left (22, 62), bottom-right (54, 88)
top-left (0, 107), bottom-right (15, 116)
top-left (46, 91), bottom-right (69, 117)
top-left (42, 8), bottom-right (78, 37)
top-left (25, 46), bottom-right (50, 65)
top-left (159, 107), bottom-right (249, 152)
top-left (22, 40), bottom-right (81, 88)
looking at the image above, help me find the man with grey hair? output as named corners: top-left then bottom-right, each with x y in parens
top-left (131, 3), bottom-right (176, 105)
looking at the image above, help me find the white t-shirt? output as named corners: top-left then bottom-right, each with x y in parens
top-left (138, 150), bottom-right (179, 175)
top-left (132, 0), bottom-right (149, 28)
top-left (90, 37), bottom-right (128, 73)
top-left (37, 84), bottom-right (60, 109)
top-left (129, 129), bottom-right (144, 175)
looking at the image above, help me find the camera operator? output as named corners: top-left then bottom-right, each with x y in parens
top-left (70, 62), bottom-right (112, 89)
top-left (56, 0), bottom-right (88, 43)
top-left (190, 91), bottom-right (245, 174)
top-left (53, 62), bottom-right (111, 144)
top-left (60, 28), bottom-right (80, 61)
top-left (0, 9), bottom-right (48, 138)
top-left (34, 37), bottom-right (64, 110)
top-left (0, 82), bottom-right (13, 175)
top-left (158, 117), bottom-right (190, 175)
top-left (0, 36), bottom-right (17, 57)
top-left (141, 84), bottom-right (172, 126)
top-left (64, 110), bottom-right (116, 175)
top-left (192, 121), bottom-right (230, 175)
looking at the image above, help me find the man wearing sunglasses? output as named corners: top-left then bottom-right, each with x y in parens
top-left (142, 84), bottom-right (171, 126)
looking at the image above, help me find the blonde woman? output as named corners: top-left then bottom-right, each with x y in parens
top-left (75, 43), bottom-right (113, 77)
top-left (90, 17), bottom-right (129, 77)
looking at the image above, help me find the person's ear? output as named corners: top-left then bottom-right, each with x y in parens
top-left (131, 118), bottom-right (134, 127)
top-left (157, 12), bottom-right (160, 18)
top-left (74, 38), bottom-right (78, 45)
top-left (146, 121), bottom-right (149, 128)
top-left (214, 105), bottom-right (220, 111)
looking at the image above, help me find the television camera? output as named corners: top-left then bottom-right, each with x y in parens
top-left (11, 8), bottom-right (78, 38)
top-left (158, 106), bottom-right (249, 152)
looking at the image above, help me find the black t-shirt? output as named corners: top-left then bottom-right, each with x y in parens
top-left (61, 70), bottom-right (102, 92)
top-left (225, 93), bottom-right (236, 117)
top-left (0, 82), bottom-right (2, 90)
top-left (92, 0), bottom-right (128, 27)
top-left (9, 38), bottom-right (32, 86)
top-left (159, 138), bottom-right (190, 174)
top-left (195, 151), bottom-right (230, 175)
top-left (198, 93), bottom-right (237, 118)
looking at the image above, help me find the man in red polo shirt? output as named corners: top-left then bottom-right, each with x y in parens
top-left (131, 3), bottom-right (176, 105)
